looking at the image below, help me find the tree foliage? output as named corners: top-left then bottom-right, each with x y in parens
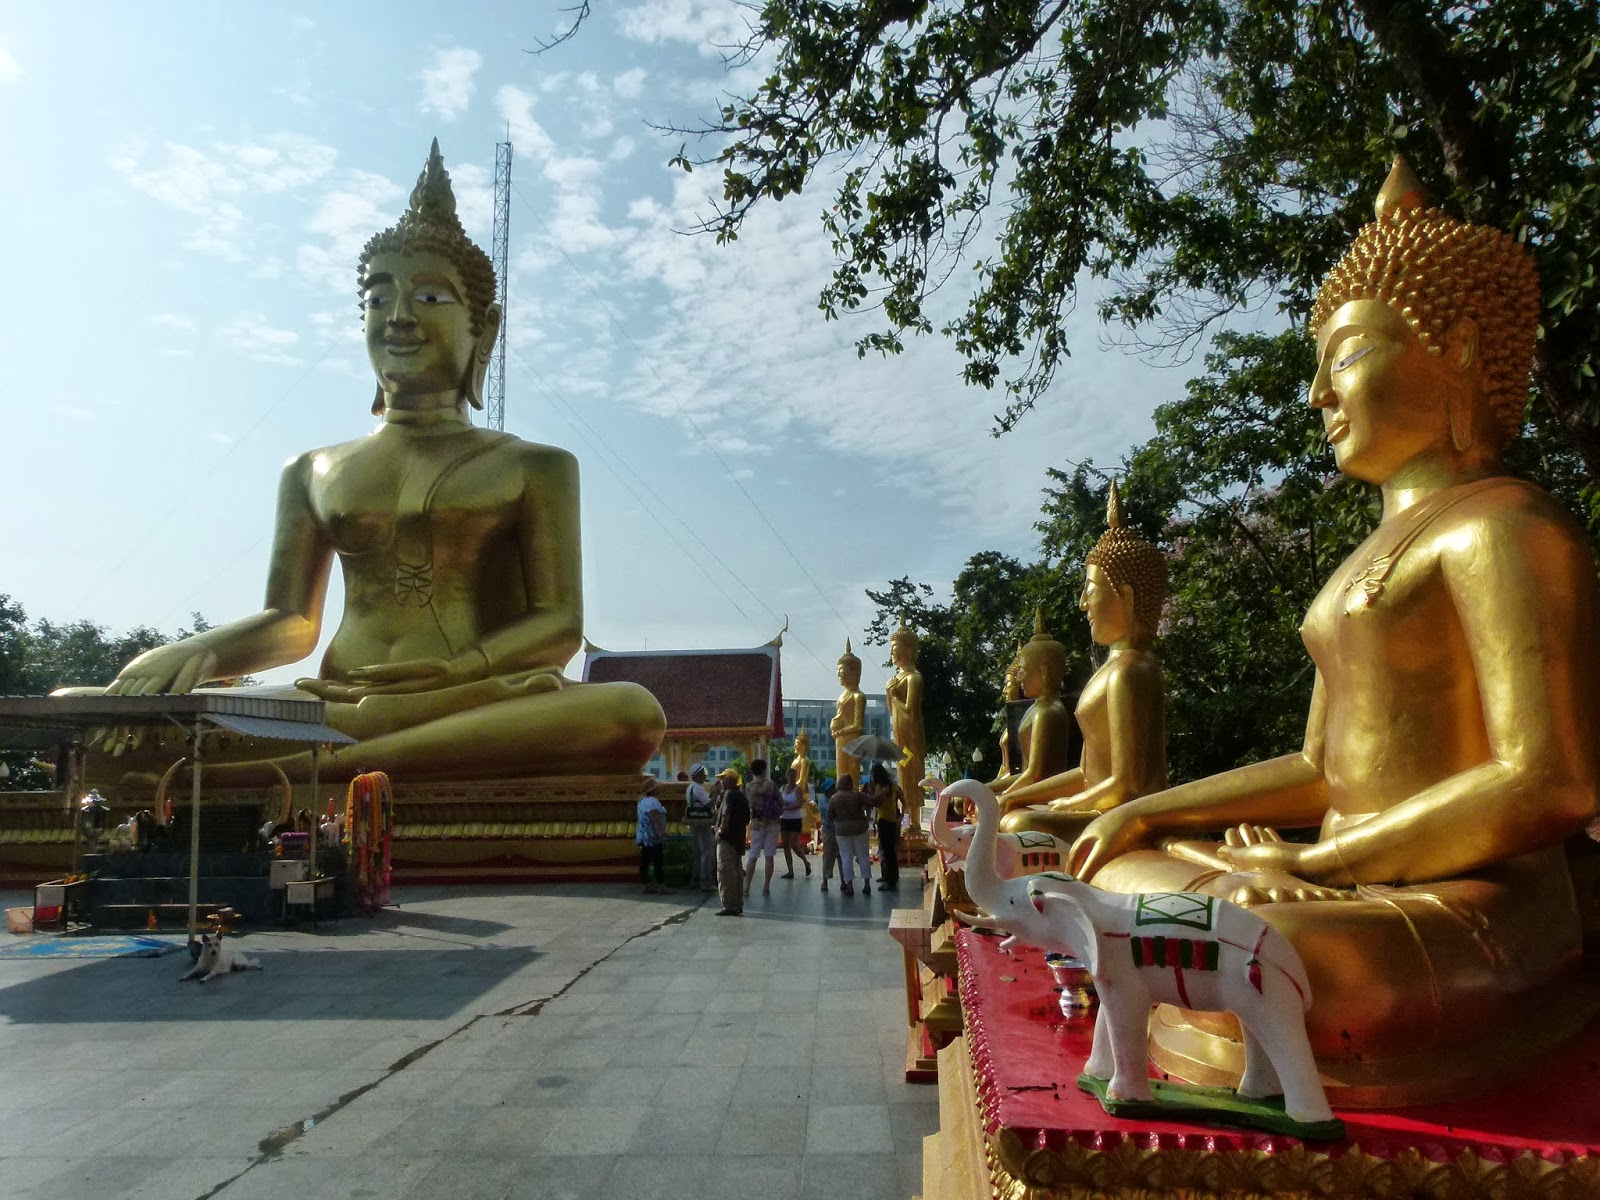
top-left (0, 597), bottom-right (212, 790)
top-left (674, 0), bottom-right (1600, 480)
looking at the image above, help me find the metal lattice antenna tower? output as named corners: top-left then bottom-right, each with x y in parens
top-left (488, 138), bottom-right (513, 431)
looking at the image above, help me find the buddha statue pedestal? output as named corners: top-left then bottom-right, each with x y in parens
top-left (919, 927), bottom-right (1600, 1200)
top-left (887, 852), bottom-right (966, 1083)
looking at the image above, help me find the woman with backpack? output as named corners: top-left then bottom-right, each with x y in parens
top-left (778, 765), bottom-right (812, 879)
top-left (743, 759), bottom-right (783, 898)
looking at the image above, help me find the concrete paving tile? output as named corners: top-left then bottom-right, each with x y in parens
top-left (10, 1155), bottom-right (164, 1200)
top-left (748, 1035), bottom-right (813, 1066)
top-left (623, 1105), bottom-right (722, 1157)
top-left (808, 1063), bottom-right (890, 1106)
top-left (529, 1104), bottom-right (648, 1155)
top-left (733, 1063), bottom-right (809, 1106)
top-left (503, 1153), bottom-right (615, 1198)
top-left (656, 1064), bottom-right (740, 1107)
top-left (603, 1033), bottom-right (690, 1067)
top-left (0, 1155), bottom-right (80, 1198)
top-left (419, 1066), bottom-right (532, 1108)
top-left (112, 1155), bottom-right (254, 1199)
top-left (281, 1102), bottom-right (415, 1156)
top-left (714, 1102), bottom-right (807, 1155)
top-left (541, 1038), bottom-right (616, 1069)
top-left (400, 1156), bottom-right (522, 1199)
top-left (796, 1150), bottom-right (904, 1200)
top-left (698, 1153), bottom-right (803, 1199)
top-left (605, 1152), bottom-right (710, 1200)
top-left (674, 1034), bottom-right (750, 1067)
top-left (805, 1102), bottom-right (896, 1155)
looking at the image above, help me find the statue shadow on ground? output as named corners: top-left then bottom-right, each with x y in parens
top-left (0, 944), bottom-right (543, 1023)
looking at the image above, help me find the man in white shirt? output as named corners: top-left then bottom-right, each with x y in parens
top-left (684, 763), bottom-right (716, 892)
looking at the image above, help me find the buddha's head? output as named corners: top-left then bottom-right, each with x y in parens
top-left (837, 639), bottom-right (861, 688)
top-left (1083, 481), bottom-right (1166, 647)
top-left (1002, 645), bottom-right (1025, 702)
top-left (1309, 157), bottom-right (1540, 484)
top-left (890, 616), bottom-right (919, 669)
top-left (359, 139), bottom-right (502, 417)
top-left (1017, 609), bottom-right (1066, 698)
top-left (795, 729), bottom-right (810, 756)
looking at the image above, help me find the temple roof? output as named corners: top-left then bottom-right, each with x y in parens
top-left (581, 644), bottom-right (784, 737)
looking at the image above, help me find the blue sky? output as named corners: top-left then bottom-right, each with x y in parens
top-left (0, 3), bottom-right (1184, 699)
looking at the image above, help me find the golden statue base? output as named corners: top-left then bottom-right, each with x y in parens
top-left (0, 774), bottom-right (661, 887)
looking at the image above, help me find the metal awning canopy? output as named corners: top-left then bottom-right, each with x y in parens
top-left (0, 692), bottom-right (353, 944)
top-left (0, 693), bottom-right (354, 747)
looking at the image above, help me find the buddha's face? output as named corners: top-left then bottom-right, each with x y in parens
top-left (838, 660), bottom-right (860, 689)
top-left (1312, 298), bottom-right (1460, 484)
top-left (1081, 564), bottom-right (1130, 646)
top-left (891, 636), bottom-right (918, 669)
top-left (1018, 649), bottom-right (1050, 697)
top-left (363, 250), bottom-right (477, 405)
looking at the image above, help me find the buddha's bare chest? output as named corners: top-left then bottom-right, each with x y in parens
top-left (1303, 531), bottom-right (1458, 677)
top-left (308, 438), bottom-right (520, 559)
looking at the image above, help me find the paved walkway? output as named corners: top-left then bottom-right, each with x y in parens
top-left (0, 869), bottom-right (937, 1199)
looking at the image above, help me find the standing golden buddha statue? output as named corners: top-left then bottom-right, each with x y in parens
top-left (791, 728), bottom-right (813, 796)
top-left (89, 141), bottom-right (666, 783)
top-left (1000, 481), bottom-right (1168, 838)
top-left (886, 616), bottom-right (927, 834)
top-left (830, 640), bottom-right (866, 784)
top-left (987, 611), bottom-right (1072, 796)
top-left (1071, 158), bottom-right (1600, 1104)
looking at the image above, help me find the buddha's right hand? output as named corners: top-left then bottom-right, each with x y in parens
top-left (106, 642), bottom-right (219, 696)
top-left (1069, 805), bottom-right (1150, 882)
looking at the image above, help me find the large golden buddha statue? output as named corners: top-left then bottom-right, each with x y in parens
top-left (1000, 483), bottom-right (1167, 836)
top-left (886, 617), bottom-right (927, 833)
top-left (987, 610), bottom-right (1072, 796)
top-left (830, 640), bottom-right (865, 784)
top-left (1070, 158), bottom-right (1600, 1104)
top-left (91, 141), bottom-right (665, 783)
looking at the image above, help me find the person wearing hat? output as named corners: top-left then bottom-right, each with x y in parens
top-left (636, 776), bottom-right (670, 894)
top-left (685, 763), bottom-right (716, 893)
top-left (713, 767), bottom-right (748, 916)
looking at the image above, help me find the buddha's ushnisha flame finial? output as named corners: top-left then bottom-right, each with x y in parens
top-left (1106, 478), bottom-right (1125, 530)
top-left (1033, 606), bottom-right (1047, 638)
top-left (845, 637), bottom-right (851, 654)
top-left (410, 138), bottom-right (460, 223)
top-left (1374, 155), bottom-right (1428, 225)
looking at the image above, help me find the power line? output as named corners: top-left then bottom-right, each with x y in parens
top-left (508, 183), bottom-right (856, 646)
top-left (507, 350), bottom-right (832, 674)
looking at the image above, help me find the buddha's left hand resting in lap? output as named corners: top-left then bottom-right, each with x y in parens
top-left (83, 141), bottom-right (664, 782)
top-left (1066, 160), bottom-right (1600, 1103)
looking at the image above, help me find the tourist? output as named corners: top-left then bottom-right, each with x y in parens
top-left (744, 758), bottom-right (783, 898)
top-left (828, 775), bottom-right (872, 897)
top-left (714, 768), bottom-right (749, 916)
top-left (817, 779), bottom-right (839, 893)
top-left (869, 762), bottom-right (903, 891)
top-left (636, 777), bottom-right (669, 894)
top-left (685, 763), bottom-right (717, 893)
top-left (778, 766), bottom-right (812, 880)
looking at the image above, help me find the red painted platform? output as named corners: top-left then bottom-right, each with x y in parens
top-left (955, 926), bottom-right (1600, 1162)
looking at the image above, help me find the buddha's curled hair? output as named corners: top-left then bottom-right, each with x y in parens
top-left (359, 139), bottom-right (497, 338)
top-left (1311, 158), bottom-right (1540, 444)
top-left (1086, 481), bottom-right (1167, 641)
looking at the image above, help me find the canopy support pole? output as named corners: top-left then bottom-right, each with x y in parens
top-left (309, 744), bottom-right (319, 878)
top-left (186, 717), bottom-right (204, 948)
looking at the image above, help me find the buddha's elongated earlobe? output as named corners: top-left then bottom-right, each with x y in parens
top-left (371, 385), bottom-right (385, 417)
top-left (464, 303), bottom-right (502, 411)
top-left (1444, 318), bottom-right (1480, 453)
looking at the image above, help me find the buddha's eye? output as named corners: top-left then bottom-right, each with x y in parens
top-left (1334, 342), bottom-right (1376, 371)
top-left (415, 291), bottom-right (456, 306)
top-left (361, 290), bottom-right (391, 310)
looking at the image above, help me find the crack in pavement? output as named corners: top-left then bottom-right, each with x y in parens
top-left (193, 897), bottom-right (709, 1199)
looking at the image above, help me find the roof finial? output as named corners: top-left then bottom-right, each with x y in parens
top-left (1375, 154), bottom-right (1428, 225)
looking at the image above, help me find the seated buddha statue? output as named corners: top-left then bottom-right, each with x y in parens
top-left (992, 647), bottom-right (1024, 779)
top-left (1070, 158), bottom-right (1600, 1104)
top-left (83, 141), bottom-right (666, 784)
top-left (830, 640), bottom-right (865, 785)
top-left (987, 611), bottom-right (1073, 796)
top-left (999, 483), bottom-right (1168, 841)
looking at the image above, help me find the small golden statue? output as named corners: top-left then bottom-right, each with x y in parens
top-left (1071, 157), bottom-right (1600, 1103)
top-left (90, 141), bottom-right (665, 782)
top-left (830, 640), bottom-right (865, 784)
top-left (1000, 481), bottom-right (1168, 836)
top-left (886, 616), bottom-right (927, 833)
top-left (987, 610), bottom-right (1072, 796)
top-left (791, 728), bottom-right (813, 796)
top-left (993, 645), bottom-right (1025, 779)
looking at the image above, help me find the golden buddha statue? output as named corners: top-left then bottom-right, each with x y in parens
top-left (1070, 158), bottom-right (1600, 1104)
top-left (792, 728), bottom-right (813, 795)
top-left (886, 616), bottom-right (927, 833)
top-left (1000, 483), bottom-right (1168, 837)
top-left (993, 647), bottom-right (1024, 779)
top-left (830, 640), bottom-right (865, 784)
top-left (987, 611), bottom-right (1072, 796)
top-left (89, 141), bottom-right (666, 783)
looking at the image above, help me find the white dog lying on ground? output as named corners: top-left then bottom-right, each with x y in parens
top-left (180, 930), bottom-right (262, 982)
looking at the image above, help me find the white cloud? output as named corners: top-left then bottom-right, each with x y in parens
top-left (419, 47), bottom-right (482, 122)
top-left (220, 314), bottom-right (302, 365)
top-left (614, 68), bottom-right (647, 98)
top-left (296, 168), bottom-right (403, 293)
top-left (110, 134), bottom-right (337, 261)
top-left (617, 0), bottom-right (753, 50)
top-left (0, 49), bottom-right (20, 83)
top-left (496, 85), bottom-right (556, 160)
top-left (151, 313), bottom-right (197, 333)
top-left (610, 136), bottom-right (638, 161)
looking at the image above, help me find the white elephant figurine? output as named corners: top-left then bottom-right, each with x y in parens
top-left (942, 779), bottom-right (1336, 1129)
top-left (926, 777), bottom-right (1071, 877)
